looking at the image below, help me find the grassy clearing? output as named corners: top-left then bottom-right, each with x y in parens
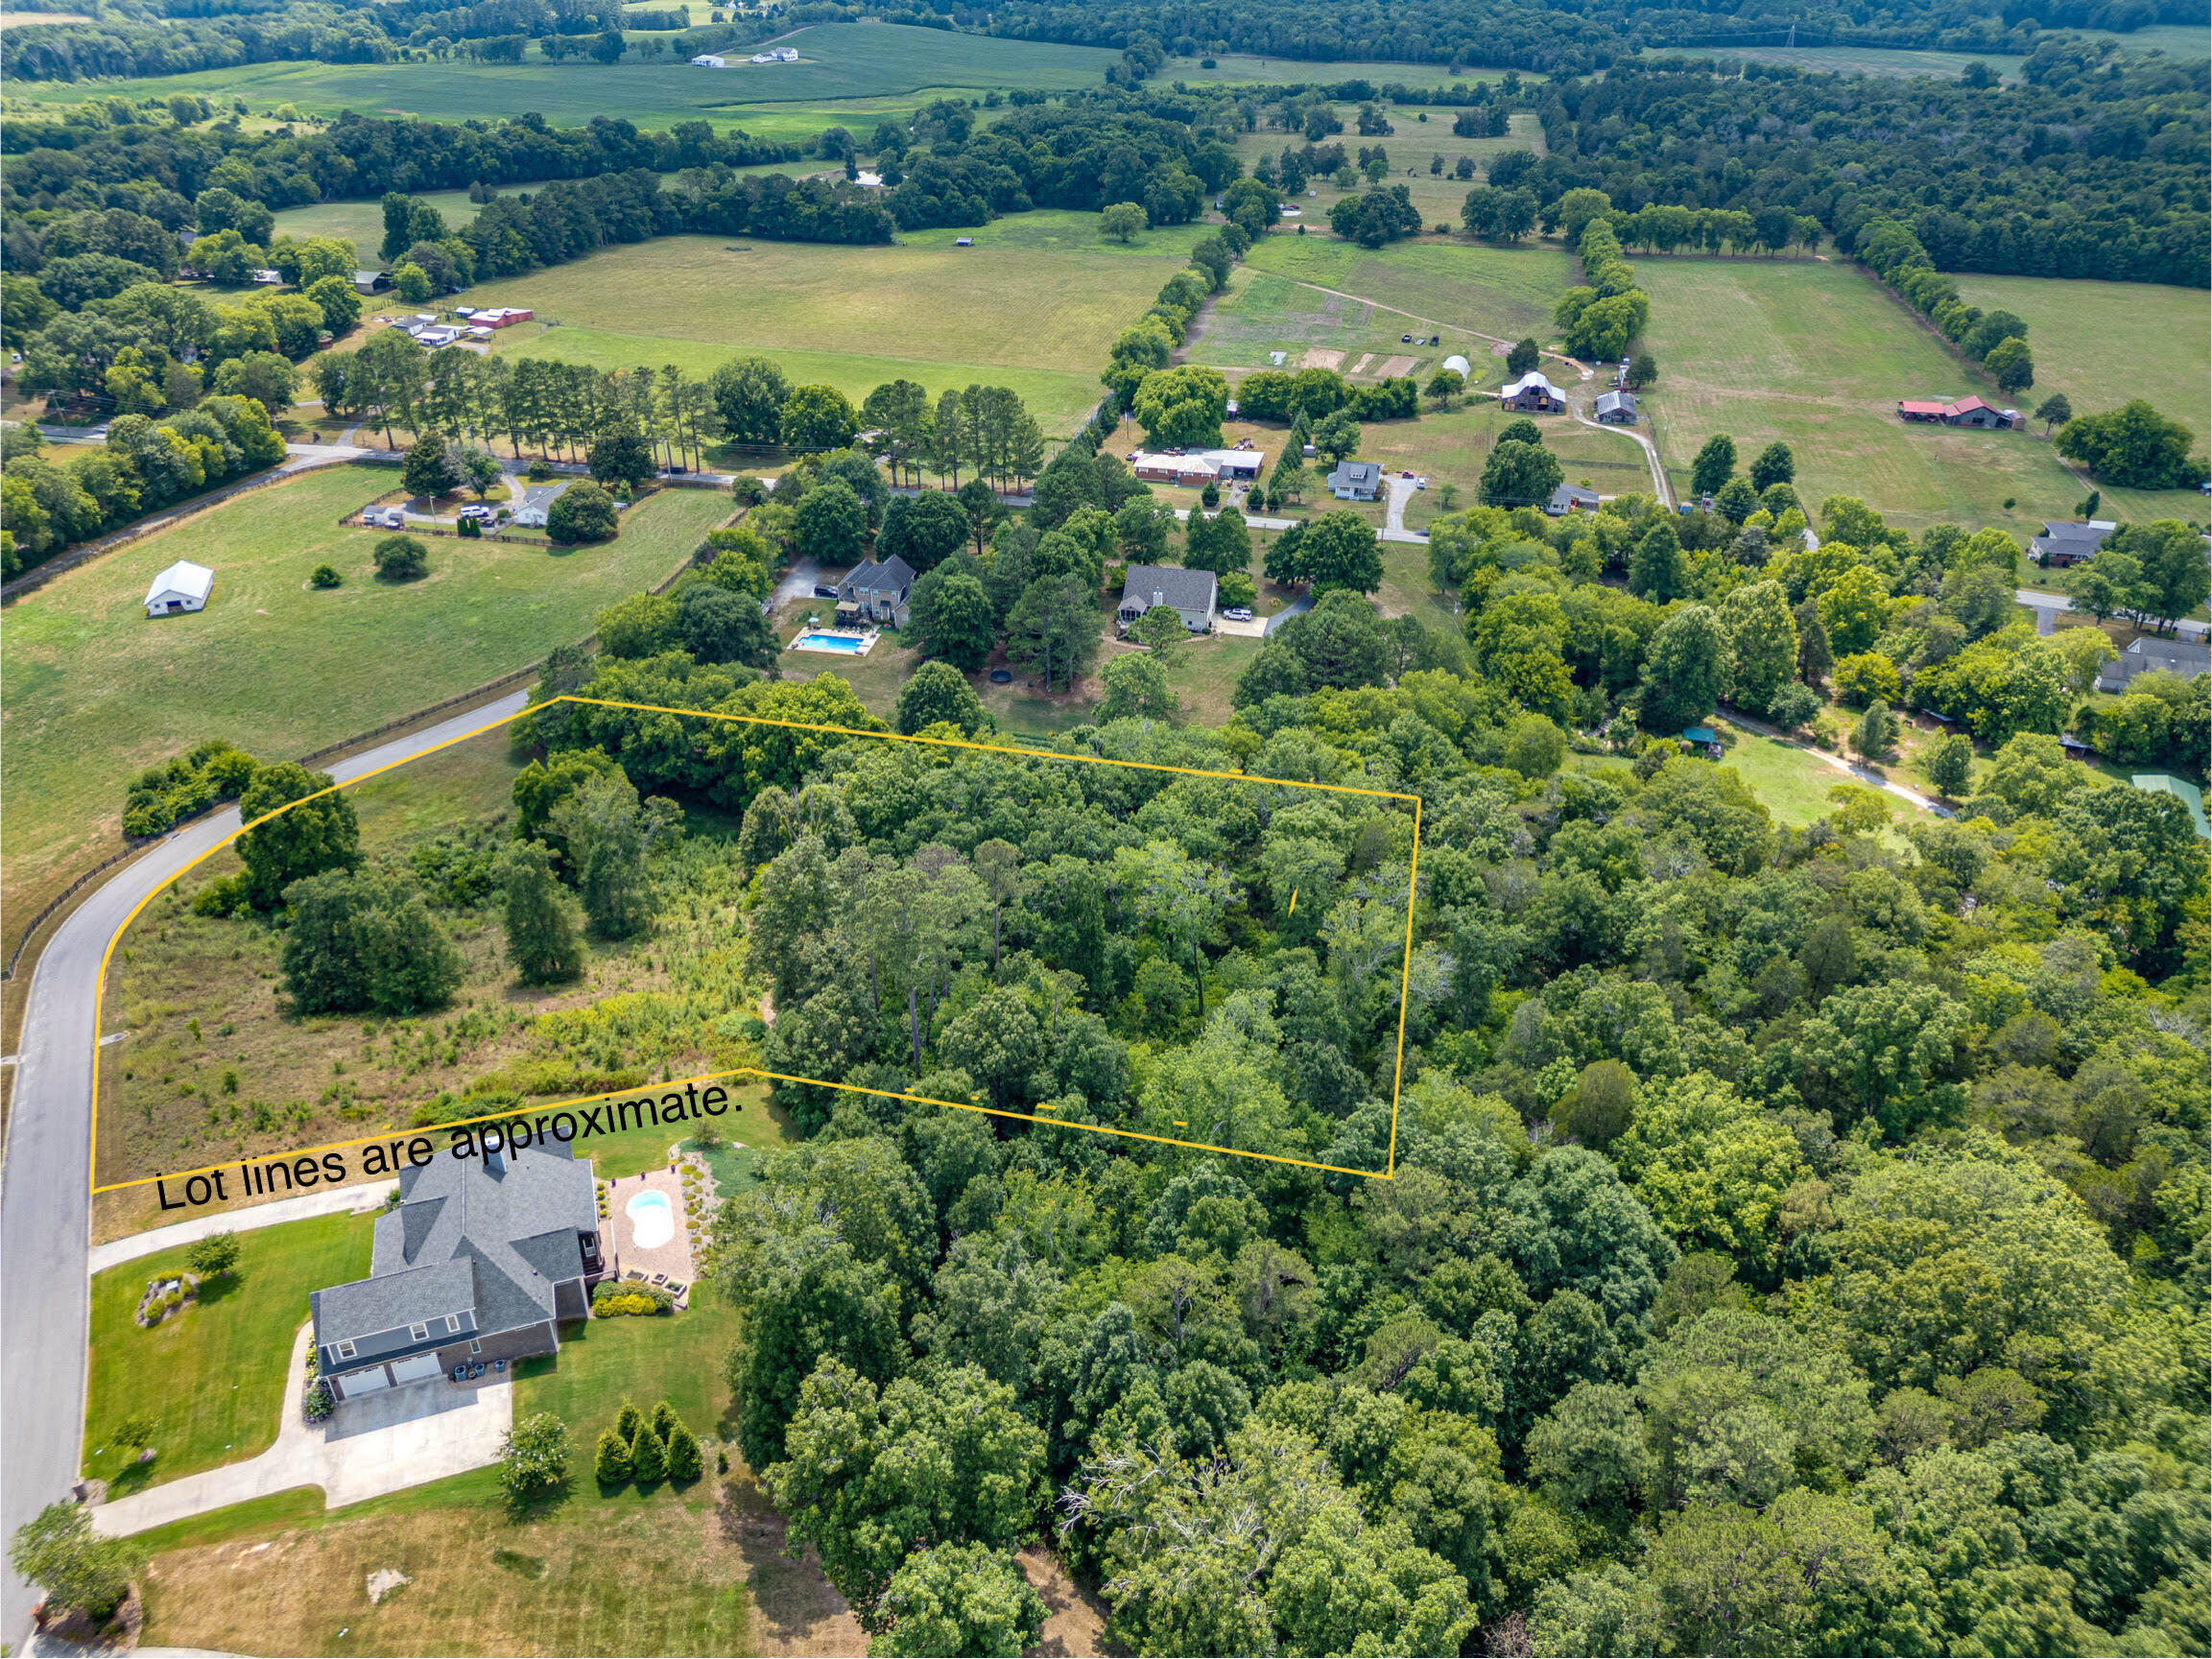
top-left (272, 185), bottom-right (486, 258)
top-left (8, 22), bottom-right (1120, 127)
top-left (87, 721), bottom-right (741, 1190)
top-left (463, 217), bottom-right (1205, 437)
top-left (83, 1211), bottom-right (375, 1492)
top-left (1237, 233), bottom-right (1574, 349)
top-left (1640, 42), bottom-right (2030, 80)
top-left (1948, 273), bottom-right (2211, 458)
top-left (1166, 53), bottom-right (1509, 86)
top-left (1233, 108), bottom-right (1550, 228)
top-left (0, 470), bottom-right (728, 936)
top-left (514, 1295), bottom-right (739, 1446)
top-left (1630, 254), bottom-right (2209, 535)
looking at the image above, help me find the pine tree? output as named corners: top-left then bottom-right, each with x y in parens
top-left (663, 1417), bottom-right (702, 1482)
top-left (614, 1398), bottom-right (642, 1443)
top-left (650, 1399), bottom-right (678, 1442)
top-left (593, 1427), bottom-right (633, 1486)
top-left (629, 1415), bottom-right (668, 1482)
top-left (502, 841), bottom-right (583, 984)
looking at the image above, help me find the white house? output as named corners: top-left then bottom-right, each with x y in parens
top-left (144, 560), bottom-right (214, 617)
top-left (691, 54), bottom-right (727, 65)
top-left (749, 45), bottom-right (798, 61)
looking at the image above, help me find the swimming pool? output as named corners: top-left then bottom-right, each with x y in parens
top-left (625, 1189), bottom-right (675, 1250)
top-left (795, 631), bottom-right (867, 653)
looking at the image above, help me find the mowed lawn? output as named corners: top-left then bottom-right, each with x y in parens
top-left (0, 469), bottom-right (729, 928)
top-left (83, 1211), bottom-right (376, 1491)
top-left (1631, 255), bottom-right (2208, 533)
top-left (471, 218), bottom-right (1204, 437)
top-left (1240, 233), bottom-right (1574, 348)
top-left (1951, 273), bottom-right (2211, 454)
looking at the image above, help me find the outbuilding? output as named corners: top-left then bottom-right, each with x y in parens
top-left (1498, 371), bottom-right (1565, 413)
top-left (1595, 390), bottom-right (1638, 424)
top-left (144, 560), bottom-right (214, 617)
top-left (1441, 353), bottom-right (1471, 378)
top-left (351, 270), bottom-right (392, 296)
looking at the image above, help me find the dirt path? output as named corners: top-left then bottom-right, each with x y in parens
top-left (1568, 394), bottom-right (1674, 509)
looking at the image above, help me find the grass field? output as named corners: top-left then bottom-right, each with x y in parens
top-left (1949, 273), bottom-right (2211, 458)
top-left (0, 469), bottom-right (729, 942)
top-left (5, 21), bottom-right (1119, 128)
top-left (1233, 107), bottom-right (1549, 228)
top-left (466, 216), bottom-right (1205, 437)
top-left (1630, 254), bottom-right (2210, 534)
top-left (1236, 233), bottom-right (1575, 352)
top-left (1166, 53), bottom-right (1508, 86)
top-left (272, 185), bottom-right (486, 259)
top-left (1641, 42), bottom-right (2030, 79)
top-left (83, 1211), bottom-right (376, 1492)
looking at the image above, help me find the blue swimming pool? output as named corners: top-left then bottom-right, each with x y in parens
top-left (797, 632), bottom-right (866, 652)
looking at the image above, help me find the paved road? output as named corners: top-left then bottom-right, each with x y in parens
top-left (2014, 587), bottom-right (2209, 641)
top-left (0, 688), bottom-right (529, 1643)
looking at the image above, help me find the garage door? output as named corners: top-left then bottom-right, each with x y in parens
top-left (335, 1365), bottom-right (389, 1400)
top-left (391, 1353), bottom-right (442, 1386)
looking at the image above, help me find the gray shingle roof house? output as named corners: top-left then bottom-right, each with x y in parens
top-left (311, 1139), bottom-right (601, 1400)
top-left (1327, 460), bottom-right (1383, 501)
top-left (2096, 634), bottom-right (2210, 694)
top-left (1595, 390), bottom-right (1638, 424)
top-left (1546, 484), bottom-right (1601, 516)
top-left (838, 555), bottom-right (916, 628)
top-left (2030, 519), bottom-right (2116, 568)
top-left (1118, 564), bottom-right (1217, 633)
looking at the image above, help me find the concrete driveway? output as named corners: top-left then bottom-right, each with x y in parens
top-left (92, 1325), bottom-right (512, 1536)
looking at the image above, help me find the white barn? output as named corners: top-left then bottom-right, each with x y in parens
top-left (144, 560), bottom-right (214, 617)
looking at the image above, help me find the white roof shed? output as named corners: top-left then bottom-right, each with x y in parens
top-left (144, 560), bottom-right (214, 617)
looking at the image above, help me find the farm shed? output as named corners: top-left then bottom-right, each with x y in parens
top-left (1595, 390), bottom-right (1638, 424)
top-left (1442, 354), bottom-right (1472, 377)
top-left (351, 270), bottom-right (392, 295)
top-left (1499, 371), bottom-right (1565, 413)
top-left (1546, 484), bottom-right (1601, 515)
top-left (144, 560), bottom-right (214, 617)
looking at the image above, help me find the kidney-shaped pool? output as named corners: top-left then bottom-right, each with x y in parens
top-left (625, 1189), bottom-right (675, 1250)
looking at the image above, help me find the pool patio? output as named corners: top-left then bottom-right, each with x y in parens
top-left (601, 1166), bottom-right (695, 1304)
top-left (788, 625), bottom-right (880, 656)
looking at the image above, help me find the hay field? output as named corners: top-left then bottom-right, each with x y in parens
top-left (0, 22), bottom-right (1118, 128)
top-left (1234, 234), bottom-right (1574, 348)
top-left (466, 216), bottom-right (1207, 435)
top-left (1631, 254), bottom-right (2208, 533)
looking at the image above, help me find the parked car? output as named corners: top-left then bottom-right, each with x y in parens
top-left (812, 583), bottom-right (840, 599)
top-left (1400, 470), bottom-right (1415, 478)
top-left (1223, 605), bottom-right (1254, 621)
top-left (1400, 333), bottom-right (1413, 343)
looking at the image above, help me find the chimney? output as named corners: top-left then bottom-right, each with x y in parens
top-left (485, 1130), bottom-right (506, 1175)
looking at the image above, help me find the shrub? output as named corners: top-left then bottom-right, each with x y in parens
top-left (593, 1427), bottom-right (632, 1485)
top-left (499, 1412), bottom-right (569, 1504)
top-left (664, 1416), bottom-right (702, 1481)
top-left (372, 534), bottom-right (429, 581)
top-left (302, 1379), bottom-right (333, 1421)
top-left (121, 740), bottom-right (259, 839)
top-left (548, 483), bottom-right (618, 544)
top-left (1766, 681), bottom-right (1822, 732)
top-left (629, 1415), bottom-right (668, 1482)
top-left (650, 1399), bottom-right (678, 1442)
top-left (309, 563), bottom-right (342, 588)
top-left (9, 1503), bottom-right (146, 1624)
top-left (457, 515), bottom-right (482, 538)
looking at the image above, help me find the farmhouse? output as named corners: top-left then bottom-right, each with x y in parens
top-left (1546, 484), bottom-right (1601, 515)
top-left (1595, 390), bottom-right (1638, 424)
top-left (838, 554), bottom-right (916, 628)
top-left (1327, 460), bottom-right (1383, 501)
top-left (310, 1137), bottom-right (603, 1401)
top-left (749, 45), bottom-right (799, 61)
top-left (2030, 519), bottom-right (2116, 567)
top-left (2096, 635), bottom-right (2211, 695)
top-left (1129, 446), bottom-right (1266, 486)
top-left (143, 560), bottom-right (214, 617)
top-left (1118, 564), bottom-right (1217, 634)
top-left (1499, 371), bottom-right (1565, 413)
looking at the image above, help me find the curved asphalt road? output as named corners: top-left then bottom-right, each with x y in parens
top-left (1, 688), bottom-right (529, 1642)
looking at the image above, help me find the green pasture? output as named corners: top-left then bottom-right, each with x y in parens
top-left (1238, 233), bottom-right (1574, 348)
top-left (1949, 273), bottom-right (2210, 457)
top-left (3, 22), bottom-right (1119, 128)
top-left (272, 185), bottom-right (486, 261)
top-left (1232, 107), bottom-right (1550, 226)
top-left (0, 467), bottom-right (729, 926)
top-left (1630, 254), bottom-right (2208, 534)
top-left (1164, 53), bottom-right (1508, 87)
top-left (1641, 42), bottom-right (2030, 80)
top-left (463, 219), bottom-right (1204, 435)
top-left (83, 1212), bottom-right (377, 1491)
